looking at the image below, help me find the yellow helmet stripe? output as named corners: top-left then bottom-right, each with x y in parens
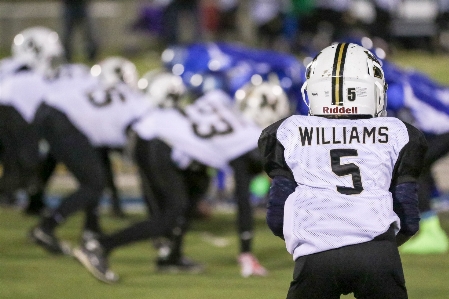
top-left (331, 43), bottom-right (349, 106)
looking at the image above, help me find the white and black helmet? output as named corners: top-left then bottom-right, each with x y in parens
top-left (302, 43), bottom-right (387, 118)
top-left (91, 56), bottom-right (139, 89)
top-left (138, 69), bottom-right (186, 108)
top-left (11, 26), bottom-right (64, 76)
top-left (235, 74), bottom-right (291, 128)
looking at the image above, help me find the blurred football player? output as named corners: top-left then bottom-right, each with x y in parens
top-left (71, 69), bottom-right (293, 282)
top-left (72, 70), bottom-right (207, 283)
top-left (0, 26), bottom-right (64, 214)
top-left (259, 43), bottom-right (427, 298)
top-left (29, 57), bottom-right (150, 260)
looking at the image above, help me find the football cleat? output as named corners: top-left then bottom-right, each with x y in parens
top-left (156, 256), bottom-right (205, 274)
top-left (400, 216), bottom-right (449, 254)
top-left (29, 226), bottom-right (72, 255)
top-left (238, 253), bottom-right (268, 278)
top-left (73, 239), bottom-right (119, 284)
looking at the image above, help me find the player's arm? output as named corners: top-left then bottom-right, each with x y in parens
top-left (258, 119), bottom-right (295, 239)
top-left (391, 123), bottom-right (428, 246)
top-left (266, 176), bottom-right (296, 239)
top-left (392, 182), bottom-right (420, 246)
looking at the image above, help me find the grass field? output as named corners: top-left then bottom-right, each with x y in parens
top-left (1, 49), bottom-right (449, 298)
top-left (0, 207), bottom-right (448, 299)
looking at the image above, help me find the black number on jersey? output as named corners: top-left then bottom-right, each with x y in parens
top-left (88, 87), bottom-right (125, 107)
top-left (184, 102), bottom-right (234, 139)
top-left (330, 149), bottom-right (363, 195)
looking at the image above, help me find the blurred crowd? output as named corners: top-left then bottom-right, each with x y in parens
top-left (131, 0), bottom-right (449, 56)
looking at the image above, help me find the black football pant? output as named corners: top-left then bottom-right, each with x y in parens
top-left (286, 228), bottom-right (407, 299)
top-left (99, 137), bottom-right (209, 257)
top-left (0, 105), bottom-right (40, 202)
top-left (34, 104), bottom-right (106, 232)
top-left (230, 148), bottom-right (264, 253)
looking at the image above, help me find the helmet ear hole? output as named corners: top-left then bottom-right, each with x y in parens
top-left (373, 66), bottom-right (383, 79)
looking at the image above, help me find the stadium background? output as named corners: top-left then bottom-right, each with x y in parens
top-left (0, 1), bottom-right (448, 298)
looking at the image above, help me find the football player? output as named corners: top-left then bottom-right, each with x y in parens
top-left (71, 69), bottom-right (291, 282)
top-left (29, 57), bottom-right (151, 259)
top-left (72, 70), bottom-right (208, 283)
top-left (0, 26), bottom-right (63, 214)
top-left (259, 43), bottom-right (427, 298)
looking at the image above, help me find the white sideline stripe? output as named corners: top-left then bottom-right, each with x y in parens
top-left (0, 2), bottom-right (120, 19)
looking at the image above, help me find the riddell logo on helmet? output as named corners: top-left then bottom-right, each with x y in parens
top-left (323, 107), bottom-right (358, 114)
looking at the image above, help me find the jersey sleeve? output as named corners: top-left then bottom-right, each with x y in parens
top-left (391, 122), bottom-right (428, 186)
top-left (258, 118), bottom-right (294, 180)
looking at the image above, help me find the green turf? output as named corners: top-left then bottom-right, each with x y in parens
top-left (1, 207), bottom-right (448, 299)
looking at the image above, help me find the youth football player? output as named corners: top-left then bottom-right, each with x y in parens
top-left (259, 43), bottom-right (427, 298)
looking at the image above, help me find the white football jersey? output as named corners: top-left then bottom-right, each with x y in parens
top-left (0, 57), bottom-right (25, 81)
top-left (133, 89), bottom-right (262, 168)
top-left (44, 74), bottom-right (151, 147)
top-left (259, 115), bottom-right (427, 260)
top-left (0, 64), bottom-right (49, 123)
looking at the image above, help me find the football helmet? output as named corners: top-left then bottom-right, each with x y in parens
top-left (138, 69), bottom-right (186, 108)
top-left (235, 74), bottom-right (291, 128)
top-left (302, 43), bottom-right (387, 118)
top-left (11, 26), bottom-right (64, 76)
top-left (91, 57), bottom-right (138, 89)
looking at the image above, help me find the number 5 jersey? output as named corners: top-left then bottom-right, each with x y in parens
top-left (258, 115), bottom-right (427, 260)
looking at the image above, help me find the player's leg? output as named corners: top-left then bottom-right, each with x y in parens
top-left (286, 251), bottom-right (341, 299)
top-left (0, 106), bottom-right (40, 208)
top-left (154, 163), bottom-right (210, 272)
top-left (230, 149), bottom-right (267, 277)
top-left (400, 132), bottom-right (449, 254)
top-left (30, 104), bottom-right (106, 254)
top-left (138, 140), bottom-right (205, 272)
top-left (73, 138), bottom-right (203, 282)
top-left (23, 153), bottom-right (57, 215)
top-left (349, 237), bottom-right (408, 299)
top-left (96, 147), bottom-right (125, 218)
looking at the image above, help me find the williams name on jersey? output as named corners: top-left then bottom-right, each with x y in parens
top-left (297, 126), bottom-right (388, 146)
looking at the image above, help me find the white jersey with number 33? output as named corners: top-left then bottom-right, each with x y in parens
top-left (133, 89), bottom-right (262, 168)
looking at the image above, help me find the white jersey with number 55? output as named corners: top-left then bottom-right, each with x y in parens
top-left (44, 68), bottom-right (151, 148)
